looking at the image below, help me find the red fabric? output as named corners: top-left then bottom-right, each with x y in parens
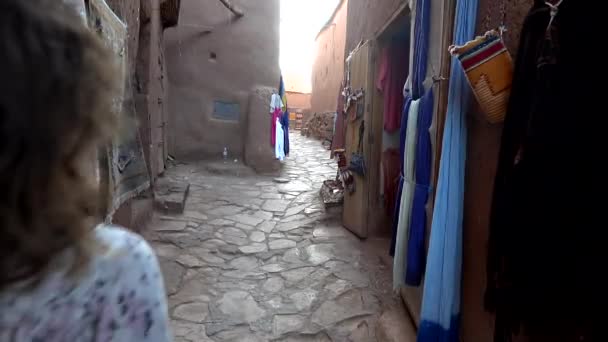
top-left (376, 44), bottom-right (409, 133)
top-left (270, 108), bottom-right (281, 146)
top-left (382, 148), bottom-right (401, 216)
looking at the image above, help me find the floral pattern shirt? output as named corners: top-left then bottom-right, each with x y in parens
top-left (0, 226), bottom-right (171, 341)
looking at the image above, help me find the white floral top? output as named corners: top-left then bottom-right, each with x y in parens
top-left (0, 226), bottom-right (171, 341)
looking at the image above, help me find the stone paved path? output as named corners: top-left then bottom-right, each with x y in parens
top-left (144, 133), bottom-right (396, 341)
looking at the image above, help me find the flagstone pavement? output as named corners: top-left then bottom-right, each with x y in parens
top-left (144, 133), bottom-right (397, 341)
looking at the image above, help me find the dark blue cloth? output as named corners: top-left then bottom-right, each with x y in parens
top-left (394, 0), bottom-right (430, 258)
top-left (390, 97), bottom-right (412, 256)
top-left (405, 88), bottom-right (434, 286)
top-left (278, 75), bottom-right (285, 98)
top-left (417, 315), bottom-right (461, 342)
top-left (411, 0), bottom-right (431, 100)
top-left (281, 111), bottom-right (290, 155)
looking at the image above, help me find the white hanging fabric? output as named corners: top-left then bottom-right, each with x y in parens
top-left (275, 117), bottom-right (285, 161)
top-left (270, 93), bottom-right (283, 113)
top-left (392, 98), bottom-right (420, 290)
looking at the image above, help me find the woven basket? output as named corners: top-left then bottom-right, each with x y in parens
top-left (451, 30), bottom-right (513, 124)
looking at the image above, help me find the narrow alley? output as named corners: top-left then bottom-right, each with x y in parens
top-left (0, 1), bottom-right (598, 342)
top-left (145, 133), bottom-right (397, 341)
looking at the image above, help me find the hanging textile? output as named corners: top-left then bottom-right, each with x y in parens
top-left (405, 88), bottom-right (434, 286)
top-left (275, 117), bottom-right (285, 161)
top-left (389, 97), bottom-right (412, 256)
top-left (411, 0), bottom-right (431, 100)
top-left (269, 94), bottom-right (283, 147)
top-left (417, 0), bottom-right (477, 340)
top-left (486, 1), bottom-right (599, 341)
top-left (281, 111), bottom-right (290, 155)
top-left (392, 99), bottom-right (420, 290)
top-left (391, 0), bottom-right (433, 277)
top-left (279, 75), bottom-right (288, 113)
top-left (278, 76), bottom-right (290, 155)
top-left (89, 0), bottom-right (150, 220)
top-left (377, 43), bottom-right (409, 133)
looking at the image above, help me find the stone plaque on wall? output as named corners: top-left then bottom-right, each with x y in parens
top-left (212, 100), bottom-right (240, 122)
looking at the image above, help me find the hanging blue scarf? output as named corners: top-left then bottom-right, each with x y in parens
top-left (411, 0), bottom-right (431, 100)
top-left (417, 0), bottom-right (477, 340)
top-left (391, 0), bottom-right (430, 258)
top-left (278, 76), bottom-right (290, 155)
top-left (282, 110), bottom-right (290, 155)
top-left (405, 87), bottom-right (434, 286)
top-left (403, 0), bottom-right (435, 280)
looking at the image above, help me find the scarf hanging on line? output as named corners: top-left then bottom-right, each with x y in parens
top-left (278, 76), bottom-right (290, 155)
top-left (411, 0), bottom-right (431, 100)
top-left (405, 87), bottom-right (434, 286)
top-left (391, 0), bottom-right (431, 260)
top-left (389, 97), bottom-right (412, 256)
top-left (393, 0), bottom-right (433, 284)
top-left (417, 0), bottom-right (478, 340)
top-left (392, 98), bottom-right (420, 290)
top-left (281, 110), bottom-right (290, 155)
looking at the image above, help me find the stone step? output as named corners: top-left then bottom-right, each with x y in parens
top-left (154, 179), bottom-right (190, 214)
top-left (376, 302), bottom-right (417, 342)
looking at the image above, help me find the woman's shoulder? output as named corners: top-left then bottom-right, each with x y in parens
top-left (92, 225), bottom-right (162, 281)
top-left (0, 225), bottom-right (170, 341)
top-left (94, 225), bottom-right (154, 256)
top-left (89, 225), bottom-right (171, 340)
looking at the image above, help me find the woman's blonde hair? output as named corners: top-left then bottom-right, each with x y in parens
top-left (0, 0), bottom-right (118, 289)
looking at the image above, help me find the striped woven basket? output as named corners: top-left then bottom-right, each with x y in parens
top-left (450, 30), bottom-right (513, 124)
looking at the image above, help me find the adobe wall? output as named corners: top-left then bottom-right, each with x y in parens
top-left (310, 0), bottom-right (348, 115)
top-left (344, 0), bottom-right (406, 55)
top-left (286, 92), bottom-right (311, 112)
top-left (164, 0), bottom-right (281, 160)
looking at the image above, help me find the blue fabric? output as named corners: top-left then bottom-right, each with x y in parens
top-left (278, 75), bottom-right (285, 99)
top-left (418, 316), bottom-right (461, 342)
top-left (417, 0), bottom-right (477, 340)
top-left (282, 111), bottom-right (290, 155)
top-left (411, 0), bottom-right (431, 100)
top-left (392, 0), bottom-right (431, 268)
top-left (405, 88), bottom-right (434, 286)
top-left (390, 97), bottom-right (412, 256)
top-left (278, 76), bottom-right (289, 155)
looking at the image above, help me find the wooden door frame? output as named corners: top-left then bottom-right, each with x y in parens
top-left (365, 3), bottom-right (413, 237)
top-left (342, 41), bottom-right (373, 238)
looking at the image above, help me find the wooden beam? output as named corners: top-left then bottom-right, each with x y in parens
top-left (218, 0), bottom-right (244, 18)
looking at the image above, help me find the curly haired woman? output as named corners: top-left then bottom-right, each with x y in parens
top-left (0, 0), bottom-right (171, 340)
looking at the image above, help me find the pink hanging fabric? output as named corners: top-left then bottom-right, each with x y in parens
top-left (376, 44), bottom-right (409, 133)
